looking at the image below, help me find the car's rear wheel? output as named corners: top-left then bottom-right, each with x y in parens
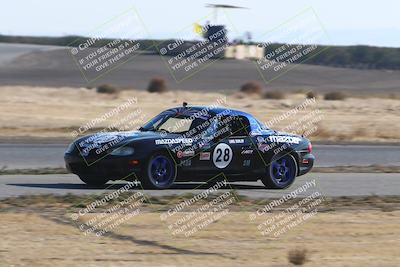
top-left (78, 175), bottom-right (109, 186)
top-left (141, 152), bottom-right (176, 189)
top-left (261, 153), bottom-right (297, 189)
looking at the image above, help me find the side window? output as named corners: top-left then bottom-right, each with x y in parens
top-left (231, 116), bottom-right (251, 136)
top-left (218, 115), bottom-right (251, 138)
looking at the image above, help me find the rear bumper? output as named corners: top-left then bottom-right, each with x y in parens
top-left (298, 153), bottom-right (315, 176)
top-left (64, 153), bottom-right (142, 180)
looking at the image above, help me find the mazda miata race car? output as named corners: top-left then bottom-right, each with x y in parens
top-left (64, 104), bottom-right (314, 189)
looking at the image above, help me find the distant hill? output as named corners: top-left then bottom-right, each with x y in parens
top-left (0, 34), bottom-right (399, 70)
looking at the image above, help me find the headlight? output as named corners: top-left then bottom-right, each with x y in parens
top-left (65, 142), bottom-right (76, 153)
top-left (110, 146), bottom-right (135, 156)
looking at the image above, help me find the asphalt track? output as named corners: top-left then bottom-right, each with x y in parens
top-left (0, 143), bottom-right (399, 199)
top-left (0, 173), bottom-right (399, 199)
top-left (0, 143), bottom-right (399, 169)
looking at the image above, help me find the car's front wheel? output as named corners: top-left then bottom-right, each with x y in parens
top-left (78, 175), bottom-right (109, 186)
top-left (141, 152), bottom-right (176, 189)
top-left (261, 153), bottom-right (298, 189)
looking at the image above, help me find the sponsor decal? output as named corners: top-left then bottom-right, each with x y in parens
top-left (155, 138), bottom-right (193, 145)
top-left (177, 150), bottom-right (195, 158)
top-left (257, 135), bottom-right (301, 145)
top-left (243, 159), bottom-right (251, 167)
top-left (229, 139), bottom-right (244, 144)
top-left (213, 143), bottom-right (233, 169)
top-left (241, 149), bottom-right (253, 155)
top-left (199, 152), bottom-right (211, 160)
top-left (268, 135), bottom-right (301, 144)
top-left (181, 159), bottom-right (192, 167)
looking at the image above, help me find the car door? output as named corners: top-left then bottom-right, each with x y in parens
top-left (217, 115), bottom-right (255, 174)
top-left (189, 118), bottom-right (219, 174)
top-left (190, 115), bottom-right (255, 174)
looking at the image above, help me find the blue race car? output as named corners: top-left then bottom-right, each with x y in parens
top-left (65, 104), bottom-right (314, 189)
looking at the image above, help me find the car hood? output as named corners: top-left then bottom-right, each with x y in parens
top-left (73, 130), bottom-right (165, 155)
top-left (76, 130), bottom-right (163, 145)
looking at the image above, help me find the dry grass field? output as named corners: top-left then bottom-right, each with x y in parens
top-left (1, 194), bottom-right (399, 266)
top-left (0, 210), bottom-right (399, 267)
top-left (0, 86), bottom-right (399, 143)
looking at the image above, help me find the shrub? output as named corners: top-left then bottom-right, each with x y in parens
top-left (264, 90), bottom-right (285, 99)
top-left (240, 81), bottom-right (263, 95)
top-left (147, 77), bottom-right (168, 93)
top-left (324, 91), bottom-right (347, 100)
top-left (306, 91), bottom-right (317, 99)
top-left (288, 249), bottom-right (308, 265)
top-left (96, 84), bottom-right (119, 94)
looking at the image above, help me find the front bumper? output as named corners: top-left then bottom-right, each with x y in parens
top-left (64, 153), bottom-right (142, 180)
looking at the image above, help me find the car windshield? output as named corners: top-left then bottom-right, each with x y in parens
top-left (140, 109), bottom-right (207, 134)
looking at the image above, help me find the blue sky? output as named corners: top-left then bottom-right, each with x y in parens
top-left (1, 0), bottom-right (399, 47)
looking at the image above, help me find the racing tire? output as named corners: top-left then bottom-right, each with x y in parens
top-left (78, 175), bottom-right (109, 186)
top-left (141, 152), bottom-right (177, 189)
top-left (261, 153), bottom-right (298, 189)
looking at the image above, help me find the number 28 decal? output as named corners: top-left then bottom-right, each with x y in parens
top-left (213, 143), bottom-right (233, 169)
